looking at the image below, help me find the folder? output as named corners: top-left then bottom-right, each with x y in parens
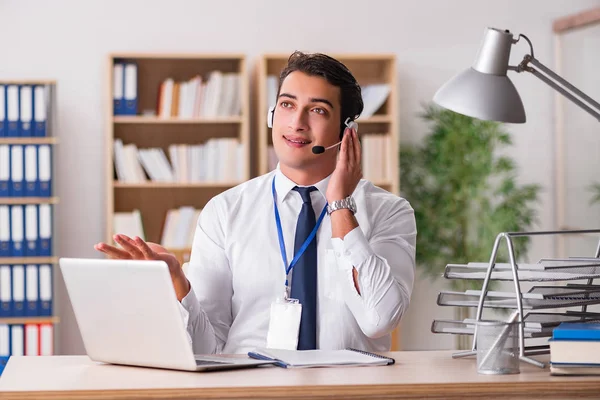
top-left (25, 205), bottom-right (38, 257)
top-left (0, 144), bottom-right (9, 197)
top-left (38, 264), bottom-right (52, 316)
top-left (19, 85), bottom-right (33, 137)
top-left (0, 85), bottom-right (5, 137)
top-left (247, 348), bottom-right (396, 368)
top-left (0, 324), bottom-right (8, 375)
top-left (6, 85), bottom-right (19, 137)
top-left (10, 145), bottom-right (24, 197)
top-left (24, 145), bottom-right (38, 197)
top-left (39, 324), bottom-right (53, 356)
top-left (10, 324), bottom-right (24, 356)
top-left (25, 265), bottom-right (39, 316)
top-left (123, 63), bottom-right (138, 115)
top-left (0, 206), bottom-right (8, 258)
top-left (113, 63), bottom-right (124, 115)
top-left (0, 265), bottom-right (11, 317)
top-left (10, 205), bottom-right (24, 257)
top-left (38, 145), bottom-right (51, 197)
top-left (25, 324), bottom-right (39, 356)
top-left (12, 265), bottom-right (25, 317)
top-left (33, 85), bottom-right (47, 137)
top-left (38, 205), bottom-right (51, 256)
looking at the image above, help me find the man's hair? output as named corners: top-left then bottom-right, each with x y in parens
top-left (278, 51), bottom-right (363, 139)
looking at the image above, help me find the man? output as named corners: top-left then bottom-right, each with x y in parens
top-left (95, 51), bottom-right (416, 354)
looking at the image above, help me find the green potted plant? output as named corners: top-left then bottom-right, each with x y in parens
top-left (399, 104), bottom-right (541, 348)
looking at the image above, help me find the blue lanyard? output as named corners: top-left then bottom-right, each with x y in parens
top-left (272, 177), bottom-right (327, 290)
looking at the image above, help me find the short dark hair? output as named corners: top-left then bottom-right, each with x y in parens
top-left (278, 51), bottom-right (363, 138)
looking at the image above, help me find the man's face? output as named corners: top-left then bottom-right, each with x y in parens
top-left (272, 71), bottom-right (341, 172)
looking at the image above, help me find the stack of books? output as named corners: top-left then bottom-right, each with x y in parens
top-left (550, 322), bottom-right (600, 375)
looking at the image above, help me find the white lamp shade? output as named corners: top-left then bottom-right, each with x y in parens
top-left (433, 67), bottom-right (526, 123)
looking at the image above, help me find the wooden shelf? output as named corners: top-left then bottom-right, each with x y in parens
top-left (0, 137), bottom-right (58, 145)
top-left (113, 116), bottom-right (242, 124)
top-left (113, 182), bottom-right (240, 189)
top-left (0, 80), bottom-right (57, 85)
top-left (356, 115), bottom-right (392, 123)
top-left (110, 53), bottom-right (245, 60)
top-left (0, 197), bottom-right (59, 205)
top-left (0, 316), bottom-right (59, 325)
top-left (0, 257), bottom-right (58, 265)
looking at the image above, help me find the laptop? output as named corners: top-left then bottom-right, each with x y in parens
top-left (59, 257), bottom-right (274, 372)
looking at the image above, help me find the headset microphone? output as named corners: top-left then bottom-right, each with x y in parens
top-left (312, 117), bottom-right (358, 155)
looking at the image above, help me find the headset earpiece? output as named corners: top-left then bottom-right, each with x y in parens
top-left (267, 107), bottom-right (275, 128)
top-left (344, 117), bottom-right (358, 133)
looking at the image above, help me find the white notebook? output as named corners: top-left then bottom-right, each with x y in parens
top-left (247, 348), bottom-right (395, 368)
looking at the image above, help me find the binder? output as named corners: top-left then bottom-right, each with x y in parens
top-left (19, 86), bottom-right (33, 137)
top-left (38, 204), bottom-right (51, 256)
top-left (39, 324), bottom-right (52, 356)
top-left (25, 324), bottom-right (39, 356)
top-left (113, 63), bottom-right (124, 115)
top-left (0, 206), bottom-right (9, 257)
top-left (10, 325), bottom-right (24, 356)
top-left (0, 85), bottom-right (5, 137)
top-left (24, 204), bottom-right (38, 256)
top-left (12, 265), bottom-right (25, 317)
top-left (24, 145), bottom-right (38, 197)
top-left (38, 264), bottom-right (52, 316)
top-left (38, 145), bottom-right (51, 197)
top-left (10, 205), bottom-right (24, 257)
top-left (10, 145), bottom-right (24, 197)
top-left (25, 265), bottom-right (39, 316)
top-left (0, 265), bottom-right (11, 317)
top-left (33, 85), bottom-right (47, 137)
top-left (0, 324), bottom-right (8, 375)
top-left (6, 85), bottom-right (19, 137)
top-left (0, 144), bottom-right (9, 197)
top-left (123, 63), bottom-right (138, 115)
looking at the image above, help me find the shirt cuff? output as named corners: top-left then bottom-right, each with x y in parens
top-left (179, 286), bottom-right (200, 326)
top-left (330, 226), bottom-right (374, 271)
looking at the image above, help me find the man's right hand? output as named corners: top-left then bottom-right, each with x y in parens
top-left (94, 234), bottom-right (191, 302)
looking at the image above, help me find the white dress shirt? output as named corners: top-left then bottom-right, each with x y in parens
top-left (179, 168), bottom-right (416, 354)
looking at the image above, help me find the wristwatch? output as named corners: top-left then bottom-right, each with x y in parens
top-left (327, 195), bottom-right (357, 215)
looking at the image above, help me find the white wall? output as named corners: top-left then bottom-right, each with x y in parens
top-left (1, 0), bottom-right (598, 354)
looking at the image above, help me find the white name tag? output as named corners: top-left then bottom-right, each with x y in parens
top-left (266, 298), bottom-right (302, 350)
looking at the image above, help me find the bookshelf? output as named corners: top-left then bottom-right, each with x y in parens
top-left (106, 54), bottom-right (249, 265)
top-left (255, 53), bottom-right (399, 195)
top-left (254, 54), bottom-right (402, 350)
top-left (0, 80), bottom-right (58, 368)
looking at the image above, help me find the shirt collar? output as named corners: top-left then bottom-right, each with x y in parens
top-left (274, 164), bottom-right (331, 204)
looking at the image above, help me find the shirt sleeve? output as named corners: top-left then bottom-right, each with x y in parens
top-left (178, 197), bottom-right (233, 354)
top-left (330, 197), bottom-right (416, 338)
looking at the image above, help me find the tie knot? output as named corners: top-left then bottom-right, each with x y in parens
top-left (293, 186), bottom-right (317, 204)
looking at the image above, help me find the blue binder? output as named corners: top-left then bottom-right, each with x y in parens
top-left (9, 145), bottom-right (24, 197)
top-left (38, 204), bottom-right (52, 257)
top-left (0, 85), bottom-right (6, 137)
top-left (0, 145), bottom-right (8, 197)
top-left (10, 205), bottom-right (25, 258)
top-left (25, 264), bottom-right (39, 317)
top-left (113, 62), bottom-right (125, 115)
top-left (0, 206), bottom-right (9, 257)
top-left (39, 264), bottom-right (52, 317)
top-left (6, 85), bottom-right (19, 137)
top-left (11, 265), bottom-right (25, 317)
top-left (38, 145), bottom-right (52, 197)
top-left (24, 145), bottom-right (38, 197)
top-left (0, 265), bottom-right (12, 316)
top-left (24, 205), bottom-right (38, 257)
top-left (33, 85), bottom-right (47, 137)
top-left (123, 63), bottom-right (138, 115)
top-left (19, 86), bottom-right (33, 138)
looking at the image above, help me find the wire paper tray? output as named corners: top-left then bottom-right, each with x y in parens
top-left (431, 319), bottom-right (553, 338)
top-left (436, 290), bottom-right (600, 309)
top-left (444, 263), bottom-right (600, 281)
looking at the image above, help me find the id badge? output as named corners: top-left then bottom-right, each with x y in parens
top-left (266, 297), bottom-right (302, 350)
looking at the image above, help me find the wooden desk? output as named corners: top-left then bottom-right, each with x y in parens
top-left (1, 351), bottom-right (599, 399)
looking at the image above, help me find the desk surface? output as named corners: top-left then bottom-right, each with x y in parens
top-left (1, 351), bottom-right (600, 399)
